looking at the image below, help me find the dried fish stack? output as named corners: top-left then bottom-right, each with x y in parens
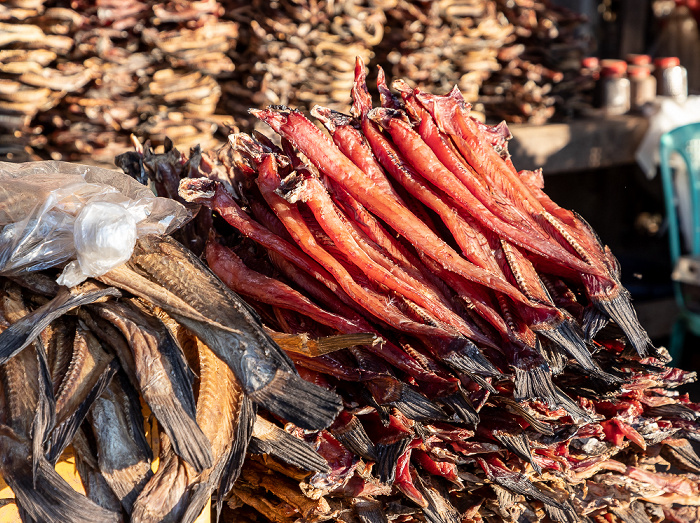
top-left (479, 0), bottom-right (589, 124)
top-left (0, 235), bottom-right (347, 522)
top-left (375, 0), bottom-right (514, 112)
top-left (223, 0), bottom-right (385, 132)
top-left (0, 4), bottom-right (89, 163)
top-left (112, 61), bottom-right (700, 522)
top-left (1, 0), bottom-right (591, 167)
top-left (0, 0), bottom-right (237, 166)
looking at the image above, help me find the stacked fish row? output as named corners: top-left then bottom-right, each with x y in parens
top-left (478, 0), bottom-right (589, 124)
top-left (375, 0), bottom-right (514, 118)
top-left (1, 0), bottom-right (587, 167)
top-left (223, 0), bottom-right (385, 133)
top-left (0, 1), bottom-right (90, 163)
top-left (0, 0), bottom-right (238, 166)
top-left (112, 60), bottom-right (700, 522)
top-left (0, 235), bottom-right (351, 522)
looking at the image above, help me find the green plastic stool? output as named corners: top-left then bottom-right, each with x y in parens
top-left (659, 122), bottom-right (700, 361)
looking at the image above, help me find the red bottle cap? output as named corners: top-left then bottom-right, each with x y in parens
top-left (600, 60), bottom-right (628, 76)
top-left (626, 54), bottom-right (652, 66)
top-left (581, 56), bottom-right (599, 69)
top-left (654, 56), bottom-right (681, 68)
top-left (627, 65), bottom-right (651, 78)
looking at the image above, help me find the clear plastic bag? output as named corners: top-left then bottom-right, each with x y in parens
top-left (0, 161), bottom-right (189, 287)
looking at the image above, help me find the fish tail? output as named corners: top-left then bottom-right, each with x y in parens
top-left (592, 292), bottom-right (656, 359)
top-left (46, 361), bottom-right (117, 465)
top-left (438, 389), bottom-right (479, 427)
top-left (1, 427), bottom-right (119, 523)
top-left (252, 421), bottom-right (331, 472)
top-left (537, 320), bottom-right (621, 384)
top-left (248, 369), bottom-right (342, 431)
top-left (215, 396), bottom-right (255, 521)
top-left (582, 305), bottom-right (609, 342)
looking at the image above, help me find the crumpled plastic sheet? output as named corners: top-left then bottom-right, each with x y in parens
top-left (635, 95), bottom-right (700, 179)
top-left (0, 161), bottom-right (189, 287)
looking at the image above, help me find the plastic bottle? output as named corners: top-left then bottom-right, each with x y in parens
top-left (626, 54), bottom-right (652, 67)
top-left (628, 64), bottom-right (657, 111)
top-left (599, 60), bottom-right (630, 115)
top-left (654, 56), bottom-right (688, 101)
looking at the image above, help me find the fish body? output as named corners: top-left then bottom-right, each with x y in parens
top-left (99, 234), bottom-right (342, 431)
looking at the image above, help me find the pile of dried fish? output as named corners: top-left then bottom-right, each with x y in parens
top-left (108, 59), bottom-right (700, 522)
top-left (375, 0), bottom-right (514, 118)
top-left (0, 239), bottom-right (347, 521)
top-left (221, 0), bottom-right (385, 133)
top-left (2, 0), bottom-right (588, 167)
top-left (0, 0), bottom-right (237, 166)
top-left (478, 0), bottom-right (589, 124)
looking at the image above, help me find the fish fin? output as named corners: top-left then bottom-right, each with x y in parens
top-left (661, 440), bottom-right (700, 474)
top-left (542, 501), bottom-right (582, 523)
top-left (611, 501), bottom-right (653, 523)
top-left (330, 417), bottom-right (377, 463)
top-left (1, 428), bottom-right (120, 523)
top-left (32, 339), bottom-right (55, 487)
top-left (538, 320), bottom-right (621, 384)
top-left (437, 390), bottom-right (480, 427)
top-left (493, 431), bottom-right (541, 475)
top-left (463, 372), bottom-right (498, 394)
top-left (46, 360), bottom-right (118, 465)
top-left (513, 364), bottom-right (559, 407)
top-left (497, 398), bottom-right (554, 436)
top-left (479, 458), bottom-right (568, 512)
top-left (592, 291), bottom-right (655, 359)
top-left (582, 305), bottom-right (610, 341)
top-left (439, 338), bottom-right (500, 383)
top-left (414, 474), bottom-right (462, 523)
top-left (248, 369), bottom-right (342, 430)
top-left (355, 498), bottom-right (389, 523)
top-left (148, 395), bottom-right (213, 473)
top-left (391, 386), bottom-right (449, 422)
top-left (376, 438), bottom-right (411, 484)
top-left (251, 417), bottom-right (330, 472)
top-left (537, 337), bottom-right (567, 375)
top-left (0, 287), bottom-right (120, 365)
top-left (551, 386), bottom-right (594, 423)
top-left (118, 371), bottom-right (153, 461)
top-left (271, 331), bottom-right (379, 357)
top-left (647, 403), bottom-right (698, 421)
top-left (512, 365), bottom-right (592, 421)
top-left (215, 396), bottom-right (255, 521)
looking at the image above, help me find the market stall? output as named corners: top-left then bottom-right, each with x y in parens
top-left (1, 1), bottom-right (700, 522)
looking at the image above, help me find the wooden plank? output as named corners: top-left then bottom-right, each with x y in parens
top-left (508, 115), bottom-right (649, 175)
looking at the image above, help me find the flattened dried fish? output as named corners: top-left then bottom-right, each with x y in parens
top-left (99, 235), bottom-right (342, 430)
top-left (46, 324), bottom-right (117, 464)
top-left (131, 327), bottom-right (253, 523)
top-left (87, 374), bottom-right (154, 514)
top-left (0, 284), bottom-right (120, 365)
top-left (90, 298), bottom-right (213, 473)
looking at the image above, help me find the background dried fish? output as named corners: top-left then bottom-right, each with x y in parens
top-left (0, 0), bottom-right (587, 167)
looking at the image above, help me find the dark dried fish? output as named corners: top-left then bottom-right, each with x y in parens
top-left (90, 298), bottom-right (213, 473)
top-left (99, 234), bottom-right (342, 431)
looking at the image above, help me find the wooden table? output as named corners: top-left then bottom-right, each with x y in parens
top-left (508, 115), bottom-right (649, 175)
